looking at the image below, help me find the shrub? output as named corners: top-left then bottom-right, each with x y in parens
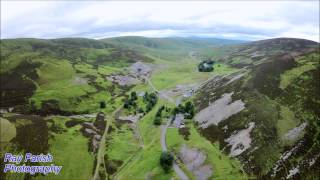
top-left (198, 61), bottom-right (214, 72)
top-left (154, 116), bottom-right (161, 125)
top-left (130, 91), bottom-right (137, 101)
top-left (123, 99), bottom-right (130, 109)
top-left (100, 101), bottom-right (106, 109)
top-left (144, 92), bottom-right (158, 112)
top-left (138, 107), bottom-right (144, 114)
top-left (160, 152), bottom-right (173, 172)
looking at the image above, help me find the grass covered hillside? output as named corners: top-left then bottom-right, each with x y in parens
top-left (194, 38), bottom-right (319, 179)
top-left (102, 36), bottom-right (246, 61)
top-left (0, 38), bottom-right (153, 113)
top-left (0, 36), bottom-right (319, 180)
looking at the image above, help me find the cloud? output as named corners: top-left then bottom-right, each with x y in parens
top-left (1, 1), bottom-right (319, 41)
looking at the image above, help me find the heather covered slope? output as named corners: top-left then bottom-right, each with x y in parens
top-left (194, 38), bottom-right (319, 179)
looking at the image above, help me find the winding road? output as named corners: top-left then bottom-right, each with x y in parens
top-left (160, 117), bottom-right (189, 180)
top-left (144, 75), bottom-right (189, 180)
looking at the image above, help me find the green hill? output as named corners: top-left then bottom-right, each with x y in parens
top-left (0, 38), bottom-right (153, 111)
top-left (102, 36), bottom-right (246, 61)
top-left (194, 38), bottom-right (319, 179)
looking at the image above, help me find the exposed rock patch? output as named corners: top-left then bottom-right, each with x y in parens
top-left (286, 166), bottom-right (299, 179)
top-left (106, 62), bottom-right (152, 87)
top-left (225, 122), bottom-right (255, 157)
top-left (117, 114), bottom-right (143, 123)
top-left (195, 92), bottom-right (245, 128)
top-left (179, 144), bottom-right (212, 180)
top-left (283, 122), bottom-right (307, 140)
top-left (69, 114), bottom-right (96, 119)
top-left (80, 112), bottom-right (105, 153)
top-left (106, 75), bottom-right (140, 86)
top-left (73, 76), bottom-right (88, 85)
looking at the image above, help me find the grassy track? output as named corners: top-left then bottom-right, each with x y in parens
top-left (93, 108), bottom-right (121, 180)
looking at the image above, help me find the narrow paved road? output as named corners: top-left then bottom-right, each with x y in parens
top-left (161, 120), bottom-right (189, 180)
top-left (145, 76), bottom-right (189, 180)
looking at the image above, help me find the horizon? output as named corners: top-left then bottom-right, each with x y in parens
top-left (1, 1), bottom-right (319, 42)
top-left (2, 35), bottom-right (320, 43)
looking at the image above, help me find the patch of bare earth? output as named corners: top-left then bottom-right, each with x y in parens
top-left (73, 76), bottom-right (88, 85)
top-left (106, 75), bottom-right (140, 86)
top-left (179, 144), bottom-right (212, 180)
top-left (194, 92), bottom-right (245, 128)
top-left (117, 114), bottom-right (143, 124)
top-left (160, 84), bottom-right (197, 99)
top-left (129, 61), bottom-right (152, 77)
top-left (283, 122), bottom-right (307, 141)
top-left (106, 62), bottom-right (153, 86)
top-left (225, 122), bottom-right (255, 157)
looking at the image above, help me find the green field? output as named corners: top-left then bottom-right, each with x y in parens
top-left (150, 58), bottom-right (237, 90)
top-left (34, 117), bottom-right (95, 180)
top-left (0, 118), bottom-right (16, 147)
top-left (114, 101), bottom-right (174, 179)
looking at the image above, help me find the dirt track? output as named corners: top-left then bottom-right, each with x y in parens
top-left (92, 108), bottom-right (121, 180)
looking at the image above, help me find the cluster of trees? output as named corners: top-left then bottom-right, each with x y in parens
top-left (198, 59), bottom-right (215, 72)
top-left (143, 92), bottom-right (158, 113)
top-left (160, 152), bottom-right (174, 173)
top-left (154, 106), bottom-right (165, 125)
top-left (154, 106), bottom-right (172, 125)
top-left (172, 101), bottom-right (195, 119)
top-left (123, 91), bottom-right (158, 115)
top-left (123, 91), bottom-right (138, 109)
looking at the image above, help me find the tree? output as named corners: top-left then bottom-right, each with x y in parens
top-left (154, 116), bottom-right (161, 125)
top-left (156, 106), bottom-right (164, 117)
top-left (100, 101), bottom-right (106, 109)
top-left (137, 107), bottom-right (144, 114)
top-left (160, 152), bottom-right (173, 172)
top-left (143, 92), bottom-right (149, 102)
top-left (144, 92), bottom-right (158, 112)
top-left (146, 103), bottom-right (153, 112)
top-left (198, 61), bottom-right (214, 72)
top-left (123, 99), bottom-right (130, 109)
top-left (130, 91), bottom-right (137, 101)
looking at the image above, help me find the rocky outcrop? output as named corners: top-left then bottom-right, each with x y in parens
top-left (195, 92), bottom-right (245, 128)
top-left (94, 112), bottom-right (106, 132)
top-left (225, 122), bottom-right (255, 157)
top-left (81, 112), bottom-right (106, 153)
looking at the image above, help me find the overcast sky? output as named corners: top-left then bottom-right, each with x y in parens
top-left (1, 1), bottom-right (319, 41)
